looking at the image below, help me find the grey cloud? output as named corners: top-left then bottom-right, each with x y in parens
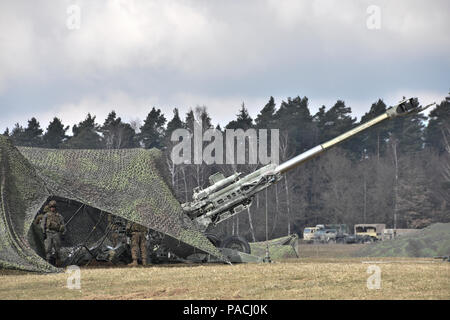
top-left (0, 0), bottom-right (448, 132)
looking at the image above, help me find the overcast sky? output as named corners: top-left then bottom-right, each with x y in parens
top-left (0, 0), bottom-right (448, 133)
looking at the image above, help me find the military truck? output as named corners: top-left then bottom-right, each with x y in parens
top-left (303, 227), bottom-right (318, 242)
top-left (312, 229), bottom-right (338, 243)
top-left (354, 224), bottom-right (386, 242)
top-left (320, 224), bottom-right (349, 243)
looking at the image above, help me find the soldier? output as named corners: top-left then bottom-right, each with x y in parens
top-left (108, 214), bottom-right (125, 247)
top-left (126, 221), bottom-right (148, 267)
top-left (35, 205), bottom-right (49, 227)
top-left (42, 200), bottom-right (66, 266)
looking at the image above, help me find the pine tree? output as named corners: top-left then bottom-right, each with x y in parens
top-left (20, 118), bottom-right (44, 147)
top-left (359, 99), bottom-right (391, 158)
top-left (425, 95), bottom-right (450, 154)
top-left (63, 114), bottom-right (104, 149)
top-left (43, 117), bottom-right (69, 148)
top-left (101, 111), bottom-right (120, 146)
top-left (313, 105), bottom-right (327, 128)
top-left (10, 123), bottom-right (27, 146)
top-left (3, 128), bottom-right (9, 136)
top-left (275, 96), bottom-right (314, 154)
top-left (254, 97), bottom-right (279, 165)
top-left (101, 111), bottom-right (137, 149)
top-left (185, 110), bottom-right (195, 133)
top-left (390, 98), bottom-right (426, 154)
top-left (195, 106), bottom-right (213, 131)
top-left (164, 108), bottom-right (188, 197)
top-left (317, 100), bottom-right (358, 154)
top-left (396, 155), bottom-right (434, 228)
top-left (166, 108), bottom-right (184, 139)
top-left (139, 107), bottom-right (166, 149)
top-left (255, 97), bottom-right (277, 129)
top-left (320, 100), bottom-right (356, 141)
top-left (226, 103), bottom-right (254, 130)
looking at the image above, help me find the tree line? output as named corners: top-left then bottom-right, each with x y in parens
top-left (3, 94), bottom-right (450, 240)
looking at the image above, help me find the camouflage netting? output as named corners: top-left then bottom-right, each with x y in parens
top-left (0, 135), bottom-right (227, 272)
top-left (249, 235), bottom-right (299, 260)
top-left (354, 223), bottom-right (450, 258)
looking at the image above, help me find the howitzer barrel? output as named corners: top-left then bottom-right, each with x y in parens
top-left (274, 98), bottom-right (434, 174)
top-left (274, 145), bottom-right (325, 174)
top-left (183, 97), bottom-right (435, 231)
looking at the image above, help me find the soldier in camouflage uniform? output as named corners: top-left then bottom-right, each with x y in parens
top-left (108, 214), bottom-right (125, 247)
top-left (35, 205), bottom-right (49, 227)
top-left (126, 221), bottom-right (148, 266)
top-left (33, 205), bottom-right (49, 257)
top-left (42, 200), bottom-right (66, 266)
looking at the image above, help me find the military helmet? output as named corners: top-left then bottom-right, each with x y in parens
top-left (48, 200), bottom-right (57, 208)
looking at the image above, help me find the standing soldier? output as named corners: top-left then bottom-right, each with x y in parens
top-left (126, 221), bottom-right (148, 267)
top-left (108, 214), bottom-right (125, 247)
top-left (34, 205), bottom-right (50, 257)
top-left (42, 200), bottom-right (66, 266)
top-left (35, 205), bottom-right (49, 227)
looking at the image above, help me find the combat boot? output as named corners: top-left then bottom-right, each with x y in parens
top-left (142, 259), bottom-right (148, 266)
top-left (128, 260), bottom-right (138, 267)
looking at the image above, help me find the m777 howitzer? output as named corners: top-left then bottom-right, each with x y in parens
top-left (181, 98), bottom-right (435, 238)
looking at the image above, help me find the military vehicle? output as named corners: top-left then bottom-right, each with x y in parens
top-left (312, 229), bottom-right (337, 244)
top-left (354, 224), bottom-right (386, 242)
top-left (303, 227), bottom-right (318, 242)
top-left (182, 98), bottom-right (435, 254)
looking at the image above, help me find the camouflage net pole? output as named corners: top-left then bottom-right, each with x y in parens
top-left (65, 203), bottom-right (85, 226)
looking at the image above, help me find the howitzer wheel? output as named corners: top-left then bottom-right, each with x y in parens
top-left (221, 235), bottom-right (251, 254)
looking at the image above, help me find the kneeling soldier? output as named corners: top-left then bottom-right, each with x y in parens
top-left (42, 200), bottom-right (66, 266)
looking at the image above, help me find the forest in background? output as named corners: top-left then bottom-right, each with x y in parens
top-left (3, 94), bottom-right (449, 241)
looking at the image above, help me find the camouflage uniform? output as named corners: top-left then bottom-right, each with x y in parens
top-left (42, 201), bottom-right (65, 264)
top-left (126, 221), bottom-right (148, 266)
top-left (108, 215), bottom-right (125, 247)
top-left (35, 205), bottom-right (49, 227)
